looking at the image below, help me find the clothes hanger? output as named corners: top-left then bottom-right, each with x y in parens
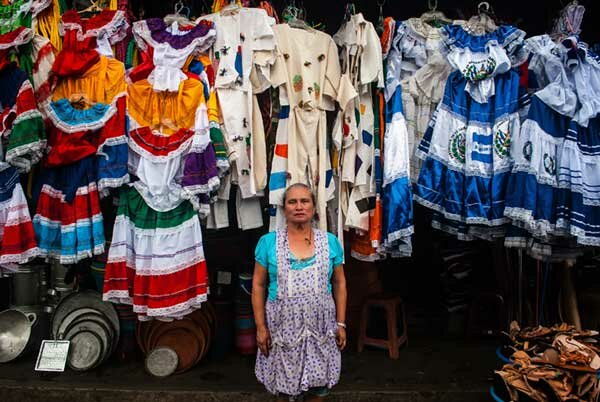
top-left (77, 0), bottom-right (104, 16)
top-left (343, 2), bottom-right (356, 22)
top-left (164, 1), bottom-right (193, 27)
top-left (376, 0), bottom-right (386, 35)
top-left (283, 1), bottom-right (314, 31)
top-left (420, 0), bottom-right (452, 28)
top-left (220, 0), bottom-right (241, 15)
top-left (466, 2), bottom-right (498, 35)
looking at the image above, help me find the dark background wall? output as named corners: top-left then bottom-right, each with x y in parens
top-left (134, 0), bottom-right (599, 43)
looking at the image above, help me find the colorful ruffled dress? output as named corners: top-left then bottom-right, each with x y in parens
top-left (32, 9), bottom-right (129, 264)
top-left (0, 0), bottom-right (55, 104)
top-left (505, 35), bottom-right (600, 254)
top-left (103, 19), bottom-right (220, 321)
top-left (0, 163), bottom-right (38, 265)
top-left (414, 25), bottom-right (527, 240)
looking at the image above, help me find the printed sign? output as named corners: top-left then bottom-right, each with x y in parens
top-left (35, 340), bottom-right (70, 372)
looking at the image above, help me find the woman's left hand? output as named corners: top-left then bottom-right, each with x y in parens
top-left (336, 327), bottom-right (347, 350)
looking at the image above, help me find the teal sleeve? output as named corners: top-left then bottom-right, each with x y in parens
top-left (254, 234), bottom-right (269, 267)
top-left (328, 233), bottom-right (345, 267)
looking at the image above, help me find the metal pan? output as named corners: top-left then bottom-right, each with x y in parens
top-left (52, 291), bottom-right (119, 348)
top-left (145, 347), bottom-right (178, 378)
top-left (64, 320), bottom-right (111, 368)
top-left (56, 307), bottom-right (103, 339)
top-left (68, 313), bottom-right (116, 359)
top-left (0, 310), bottom-right (37, 363)
top-left (67, 330), bottom-right (104, 371)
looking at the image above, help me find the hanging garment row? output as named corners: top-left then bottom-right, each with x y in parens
top-left (0, 0), bottom-right (599, 320)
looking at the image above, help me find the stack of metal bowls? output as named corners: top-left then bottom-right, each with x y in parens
top-left (52, 290), bottom-right (119, 371)
top-left (137, 303), bottom-right (216, 377)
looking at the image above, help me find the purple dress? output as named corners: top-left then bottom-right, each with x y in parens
top-left (255, 228), bottom-right (341, 396)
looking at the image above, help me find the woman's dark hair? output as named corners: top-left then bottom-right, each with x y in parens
top-left (282, 183), bottom-right (316, 206)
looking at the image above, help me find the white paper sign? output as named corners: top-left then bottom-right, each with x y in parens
top-left (35, 340), bottom-right (70, 372)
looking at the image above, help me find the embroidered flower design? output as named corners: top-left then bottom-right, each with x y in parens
top-left (313, 82), bottom-right (321, 98)
top-left (449, 127), bottom-right (466, 164)
top-left (293, 75), bottom-right (303, 92)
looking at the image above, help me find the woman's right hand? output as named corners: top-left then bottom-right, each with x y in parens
top-left (256, 325), bottom-right (271, 357)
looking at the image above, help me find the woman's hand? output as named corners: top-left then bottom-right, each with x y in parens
top-left (336, 326), bottom-right (347, 350)
top-left (257, 325), bottom-right (272, 357)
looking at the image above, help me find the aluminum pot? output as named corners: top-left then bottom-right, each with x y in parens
top-left (11, 267), bottom-right (41, 306)
top-left (0, 309), bottom-right (39, 362)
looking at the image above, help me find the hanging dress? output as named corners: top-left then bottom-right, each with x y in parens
top-left (103, 18), bottom-right (219, 321)
top-left (0, 165), bottom-right (38, 265)
top-left (506, 35), bottom-right (600, 252)
top-left (413, 25), bottom-right (527, 240)
top-left (33, 96), bottom-right (127, 264)
top-left (255, 229), bottom-right (341, 396)
top-left (268, 24), bottom-right (354, 231)
top-left (332, 13), bottom-right (383, 260)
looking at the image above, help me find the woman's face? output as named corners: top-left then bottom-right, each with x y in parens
top-left (284, 186), bottom-right (315, 225)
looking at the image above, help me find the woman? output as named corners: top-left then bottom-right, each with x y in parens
top-left (252, 183), bottom-right (348, 401)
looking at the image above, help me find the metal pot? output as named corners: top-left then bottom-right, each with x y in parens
top-left (11, 267), bottom-right (41, 306)
top-left (0, 309), bottom-right (40, 362)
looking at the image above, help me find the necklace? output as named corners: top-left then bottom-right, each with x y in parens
top-left (304, 228), bottom-right (313, 245)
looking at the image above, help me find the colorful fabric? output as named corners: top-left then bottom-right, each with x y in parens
top-left (413, 25), bottom-right (525, 241)
top-left (0, 166), bottom-right (38, 264)
top-left (103, 186), bottom-right (208, 321)
top-left (132, 18), bottom-right (215, 92)
top-left (254, 230), bottom-right (344, 300)
top-left (0, 63), bottom-right (45, 172)
top-left (127, 76), bottom-right (206, 136)
top-left (381, 87), bottom-right (413, 256)
top-left (52, 55), bottom-right (127, 105)
top-left (43, 95), bottom-right (129, 195)
top-left (255, 228), bottom-right (341, 396)
top-left (33, 156), bottom-right (105, 264)
top-left (52, 9), bottom-right (129, 77)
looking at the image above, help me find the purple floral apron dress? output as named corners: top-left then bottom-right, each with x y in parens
top-left (255, 228), bottom-right (341, 396)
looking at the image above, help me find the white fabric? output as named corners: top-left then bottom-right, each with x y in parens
top-left (107, 213), bottom-right (205, 276)
top-left (201, 8), bottom-right (275, 92)
top-left (133, 20), bottom-right (216, 92)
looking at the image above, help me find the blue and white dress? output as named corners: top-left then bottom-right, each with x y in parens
top-left (505, 35), bottom-right (600, 252)
top-left (414, 25), bottom-right (527, 240)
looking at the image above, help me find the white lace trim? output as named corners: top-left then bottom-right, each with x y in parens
top-left (385, 225), bottom-right (415, 244)
top-left (11, 108), bottom-right (43, 126)
top-left (182, 175), bottom-right (221, 196)
top-left (0, 247), bottom-right (40, 265)
top-left (110, 213), bottom-right (201, 237)
top-left (107, 248), bottom-right (206, 276)
top-left (59, 10), bottom-right (129, 43)
top-left (128, 133), bottom-right (194, 162)
top-left (44, 101), bottom-right (117, 134)
top-left (39, 182), bottom-right (98, 198)
top-left (38, 244), bottom-right (105, 265)
top-left (33, 213), bottom-right (103, 230)
top-left (98, 175), bottom-right (129, 198)
top-left (133, 294), bottom-right (208, 320)
top-left (0, 27), bottom-right (34, 50)
top-left (132, 20), bottom-right (216, 55)
top-left (414, 193), bottom-right (509, 226)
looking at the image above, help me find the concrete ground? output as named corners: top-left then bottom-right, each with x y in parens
top-left (0, 337), bottom-right (498, 402)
